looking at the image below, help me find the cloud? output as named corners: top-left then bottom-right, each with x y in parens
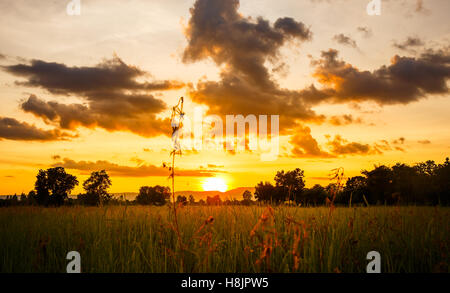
top-left (20, 94), bottom-right (170, 137)
top-left (181, 1), bottom-right (448, 158)
top-left (333, 33), bottom-right (357, 48)
top-left (183, 1), bottom-right (448, 148)
top-left (307, 48), bottom-right (450, 106)
top-left (372, 138), bottom-right (408, 153)
top-left (328, 114), bottom-right (362, 126)
top-left (3, 55), bottom-right (184, 137)
top-left (326, 135), bottom-right (372, 155)
top-left (0, 117), bottom-right (73, 141)
top-left (183, 0), bottom-right (318, 133)
top-left (130, 156), bottom-right (145, 166)
top-left (289, 125), bottom-right (334, 158)
top-left (3, 55), bottom-right (184, 94)
top-left (394, 146), bottom-right (406, 152)
top-left (418, 139), bottom-right (431, 144)
top-left (207, 164), bottom-right (224, 168)
top-left (357, 27), bottom-right (372, 38)
top-left (392, 137), bottom-right (405, 144)
top-left (52, 158), bottom-right (218, 177)
top-left (393, 37), bottom-right (424, 52)
top-left (374, 140), bottom-right (392, 152)
top-left (420, 47), bottom-right (450, 63)
top-left (288, 127), bottom-right (399, 158)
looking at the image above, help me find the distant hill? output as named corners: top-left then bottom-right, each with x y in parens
top-left (175, 187), bottom-right (255, 201)
top-left (110, 187), bottom-right (255, 201)
top-left (0, 188), bottom-right (256, 202)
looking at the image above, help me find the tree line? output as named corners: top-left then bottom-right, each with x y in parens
top-left (0, 158), bottom-right (448, 207)
top-left (254, 158), bottom-right (450, 206)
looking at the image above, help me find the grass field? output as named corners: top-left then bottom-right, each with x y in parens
top-left (0, 205), bottom-right (448, 273)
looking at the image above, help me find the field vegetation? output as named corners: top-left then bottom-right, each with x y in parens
top-left (0, 205), bottom-right (448, 273)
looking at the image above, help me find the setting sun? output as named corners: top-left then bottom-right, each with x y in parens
top-left (202, 177), bottom-right (228, 192)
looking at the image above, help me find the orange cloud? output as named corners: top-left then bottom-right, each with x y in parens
top-left (52, 158), bottom-right (218, 178)
top-left (3, 55), bottom-right (184, 137)
top-left (0, 117), bottom-right (74, 141)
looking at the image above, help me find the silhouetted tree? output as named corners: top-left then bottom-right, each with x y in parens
top-left (135, 185), bottom-right (170, 206)
top-left (274, 168), bottom-right (305, 203)
top-left (177, 195), bottom-right (188, 205)
top-left (362, 165), bottom-right (393, 205)
top-left (188, 195), bottom-right (195, 205)
top-left (391, 163), bottom-right (420, 204)
top-left (242, 190), bottom-right (252, 201)
top-left (339, 176), bottom-right (368, 205)
top-left (80, 170), bottom-right (112, 206)
top-left (206, 195), bottom-right (221, 205)
top-left (27, 190), bottom-right (37, 205)
top-left (241, 190), bottom-right (253, 205)
top-left (255, 181), bottom-right (283, 204)
top-left (34, 167), bottom-right (78, 206)
top-left (19, 193), bottom-right (26, 205)
top-left (302, 184), bottom-right (327, 206)
top-left (415, 160), bottom-right (438, 177)
top-left (433, 158), bottom-right (450, 205)
top-left (35, 170), bottom-right (50, 205)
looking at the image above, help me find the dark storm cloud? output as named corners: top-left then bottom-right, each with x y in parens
top-left (307, 48), bottom-right (450, 106)
top-left (0, 117), bottom-right (73, 141)
top-left (333, 34), bottom-right (357, 48)
top-left (420, 47), bottom-right (450, 63)
top-left (52, 158), bottom-right (217, 177)
top-left (3, 56), bottom-right (184, 94)
top-left (183, 0), bottom-right (318, 133)
top-left (182, 0), bottom-right (449, 157)
top-left (393, 37), bottom-right (424, 51)
top-left (21, 94), bottom-right (170, 137)
top-left (273, 17), bottom-right (313, 40)
top-left (3, 56), bottom-right (184, 137)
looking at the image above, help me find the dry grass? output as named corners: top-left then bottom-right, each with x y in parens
top-left (0, 205), bottom-right (448, 273)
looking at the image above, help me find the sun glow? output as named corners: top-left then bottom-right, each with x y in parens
top-left (202, 177), bottom-right (228, 192)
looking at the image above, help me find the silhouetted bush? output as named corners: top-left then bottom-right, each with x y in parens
top-left (135, 185), bottom-right (170, 206)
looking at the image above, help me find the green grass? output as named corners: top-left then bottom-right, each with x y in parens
top-left (0, 205), bottom-right (448, 273)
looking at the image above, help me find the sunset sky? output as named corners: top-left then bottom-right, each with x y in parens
top-left (0, 0), bottom-right (449, 195)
